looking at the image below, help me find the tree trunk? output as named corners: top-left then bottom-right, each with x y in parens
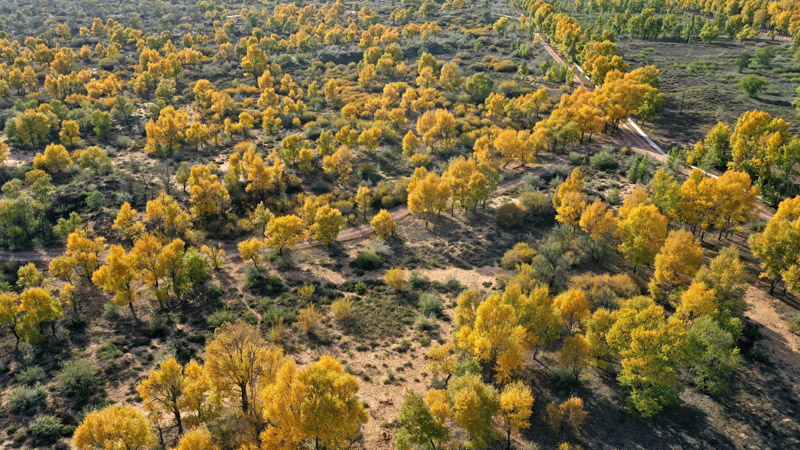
top-left (241, 383), bottom-right (249, 414)
top-left (128, 302), bottom-right (139, 322)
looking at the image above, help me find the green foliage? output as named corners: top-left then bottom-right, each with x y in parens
top-left (56, 359), bottom-right (102, 403)
top-left (496, 202), bottom-right (527, 229)
top-left (15, 365), bottom-right (45, 386)
top-left (29, 415), bottom-right (63, 445)
top-left (738, 75), bottom-right (768, 98)
top-left (464, 73), bottom-right (494, 102)
top-left (590, 149), bottom-right (618, 171)
top-left (6, 385), bottom-right (46, 414)
top-left (354, 251), bottom-right (383, 271)
top-left (418, 292), bottom-right (443, 317)
top-left (395, 392), bottom-right (450, 450)
top-left (207, 309), bottom-right (235, 330)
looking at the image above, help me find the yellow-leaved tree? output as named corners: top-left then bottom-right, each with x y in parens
top-left (74, 405), bottom-right (151, 450)
top-left (259, 355), bottom-right (368, 450)
top-left (552, 168), bottom-right (587, 227)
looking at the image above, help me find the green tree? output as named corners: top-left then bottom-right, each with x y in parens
top-left (395, 392), bottom-right (451, 450)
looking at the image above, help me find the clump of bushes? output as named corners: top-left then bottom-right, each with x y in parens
top-left (354, 251), bottom-right (383, 271)
top-left (496, 202), bottom-right (527, 229)
top-left (56, 359), bottom-right (102, 404)
top-left (29, 415), bottom-right (63, 445)
top-left (6, 386), bottom-right (47, 414)
top-left (501, 242), bottom-right (537, 269)
top-left (590, 149), bottom-right (618, 171)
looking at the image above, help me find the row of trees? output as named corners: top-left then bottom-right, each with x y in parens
top-left (74, 321), bottom-right (367, 450)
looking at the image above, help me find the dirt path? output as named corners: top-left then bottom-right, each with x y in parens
top-left (0, 174), bottom-right (527, 264)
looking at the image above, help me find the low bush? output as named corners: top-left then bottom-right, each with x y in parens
top-left (354, 251), bottom-right (383, 271)
top-left (496, 202), bottom-right (527, 229)
top-left (56, 359), bottom-right (102, 403)
top-left (29, 415), bottom-right (63, 445)
top-left (6, 386), bottom-right (46, 414)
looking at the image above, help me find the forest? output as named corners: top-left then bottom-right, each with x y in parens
top-left (0, 0), bottom-right (799, 449)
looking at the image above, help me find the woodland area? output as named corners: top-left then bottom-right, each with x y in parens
top-left (0, 0), bottom-right (799, 449)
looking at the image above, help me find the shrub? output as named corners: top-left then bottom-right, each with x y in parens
top-left (96, 342), bottom-right (122, 360)
top-left (496, 202), bottom-right (527, 229)
top-left (354, 251), bottom-right (383, 271)
top-left (519, 192), bottom-right (554, 220)
top-left (297, 305), bottom-right (321, 334)
top-left (6, 386), bottom-right (46, 414)
top-left (384, 267), bottom-right (407, 291)
top-left (56, 359), bottom-right (102, 402)
top-left (245, 270), bottom-right (283, 295)
top-left (207, 309), bottom-right (235, 330)
top-left (569, 152), bottom-right (583, 166)
top-left (145, 317), bottom-right (168, 337)
top-left (738, 74), bottom-right (768, 97)
top-left (16, 366), bottom-right (45, 386)
top-left (418, 292), bottom-right (443, 317)
top-left (354, 282), bottom-right (368, 295)
top-left (65, 312), bottom-right (87, 329)
top-left (29, 415), bottom-right (63, 445)
top-left (501, 242), bottom-right (537, 269)
top-left (414, 314), bottom-right (438, 331)
top-left (590, 149), bottom-right (618, 171)
top-left (102, 303), bottom-right (119, 320)
top-left (409, 272), bottom-right (430, 291)
top-left (331, 298), bottom-right (355, 323)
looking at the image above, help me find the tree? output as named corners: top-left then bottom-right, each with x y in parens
top-left (499, 382), bottom-right (533, 450)
top-left (137, 357), bottom-right (187, 435)
top-left (74, 405), bottom-right (151, 450)
top-left (145, 106), bottom-right (189, 156)
top-left (407, 167), bottom-right (451, 227)
top-left (265, 215), bottom-right (308, 254)
top-left (749, 196), bottom-right (800, 295)
top-left (371, 209), bottom-right (395, 239)
top-left (90, 109), bottom-right (112, 139)
top-left (734, 52), bottom-right (752, 72)
top-left (545, 397), bottom-right (586, 435)
top-left (92, 245), bottom-right (141, 318)
top-left (553, 169), bottom-right (587, 227)
top-left (204, 321), bottom-right (285, 416)
top-left (448, 373), bottom-right (500, 448)
top-left (456, 294), bottom-right (528, 382)
top-left (608, 297), bottom-right (686, 417)
top-left (113, 202), bottom-right (145, 242)
top-left (66, 229), bottom-right (106, 279)
top-left (554, 289), bottom-right (590, 333)
top-left (676, 281), bottom-right (717, 321)
top-left (579, 198), bottom-right (615, 243)
top-left (464, 73), bottom-right (494, 102)
top-left (187, 164), bottom-right (230, 220)
top-left (260, 355), bottom-right (368, 450)
top-left (649, 169), bottom-right (681, 223)
top-left (738, 75), bottom-right (768, 98)
top-left (322, 146), bottom-right (354, 184)
top-left (173, 427), bottom-right (219, 450)
top-left (144, 192), bottom-right (192, 239)
top-left (238, 238), bottom-right (265, 271)
top-left (684, 315), bottom-right (742, 394)
top-left (311, 205), bottom-right (344, 245)
top-left (648, 230), bottom-right (704, 301)
top-left (33, 143), bottom-right (73, 173)
top-left (426, 343), bottom-right (458, 386)
top-left (560, 335), bottom-right (593, 382)
top-left (396, 392), bottom-right (450, 450)
top-left (59, 120), bottom-right (80, 146)
top-left (616, 204), bottom-right (668, 271)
